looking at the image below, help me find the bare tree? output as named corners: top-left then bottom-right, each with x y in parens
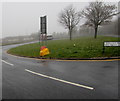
top-left (82, 1), bottom-right (118, 39)
top-left (58, 5), bottom-right (81, 40)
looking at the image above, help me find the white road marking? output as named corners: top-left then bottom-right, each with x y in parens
top-left (25, 69), bottom-right (94, 90)
top-left (1, 60), bottom-right (14, 66)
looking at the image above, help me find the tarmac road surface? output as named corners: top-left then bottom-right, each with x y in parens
top-left (1, 43), bottom-right (118, 99)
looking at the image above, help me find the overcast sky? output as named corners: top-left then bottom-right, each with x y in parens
top-left (0, 0), bottom-right (118, 38)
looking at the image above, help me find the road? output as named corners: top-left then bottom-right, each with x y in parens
top-left (1, 43), bottom-right (118, 99)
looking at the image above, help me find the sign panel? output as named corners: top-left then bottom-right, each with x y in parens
top-left (40, 16), bottom-right (47, 34)
top-left (104, 42), bottom-right (120, 47)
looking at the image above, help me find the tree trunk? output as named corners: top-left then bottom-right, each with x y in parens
top-left (69, 29), bottom-right (72, 40)
top-left (94, 26), bottom-right (98, 39)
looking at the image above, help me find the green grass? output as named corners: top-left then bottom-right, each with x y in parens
top-left (7, 36), bottom-right (120, 59)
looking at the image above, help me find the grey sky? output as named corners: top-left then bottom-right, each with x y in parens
top-left (1, 1), bottom-right (118, 38)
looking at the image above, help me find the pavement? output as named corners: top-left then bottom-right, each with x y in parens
top-left (1, 43), bottom-right (119, 99)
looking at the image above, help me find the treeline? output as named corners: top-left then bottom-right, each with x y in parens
top-left (79, 17), bottom-right (119, 37)
top-left (1, 16), bottom-right (119, 46)
top-left (2, 32), bottom-right (39, 46)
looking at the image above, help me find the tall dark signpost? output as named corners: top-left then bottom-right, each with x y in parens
top-left (39, 16), bottom-right (50, 57)
top-left (41, 16), bottom-right (47, 34)
top-left (39, 16), bottom-right (47, 45)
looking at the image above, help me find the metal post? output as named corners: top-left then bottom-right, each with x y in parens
top-left (40, 15), bottom-right (47, 46)
top-left (102, 46), bottom-right (105, 54)
top-left (102, 42), bottom-right (105, 54)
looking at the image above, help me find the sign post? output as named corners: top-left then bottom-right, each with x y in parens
top-left (40, 16), bottom-right (47, 46)
top-left (39, 16), bottom-right (50, 57)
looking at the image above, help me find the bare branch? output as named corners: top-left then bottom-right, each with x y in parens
top-left (58, 5), bottom-right (81, 40)
top-left (81, 1), bottom-right (118, 38)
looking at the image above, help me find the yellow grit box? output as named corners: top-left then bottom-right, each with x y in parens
top-left (40, 47), bottom-right (50, 57)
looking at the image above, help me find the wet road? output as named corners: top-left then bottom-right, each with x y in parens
top-left (1, 43), bottom-right (118, 99)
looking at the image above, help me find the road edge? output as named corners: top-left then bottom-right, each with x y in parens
top-left (6, 50), bottom-right (120, 61)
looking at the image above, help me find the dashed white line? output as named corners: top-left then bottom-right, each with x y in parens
top-left (1, 60), bottom-right (14, 66)
top-left (25, 69), bottom-right (94, 90)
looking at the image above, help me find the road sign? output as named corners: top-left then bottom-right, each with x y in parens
top-left (102, 41), bottom-right (120, 53)
top-left (104, 42), bottom-right (120, 47)
top-left (40, 16), bottom-right (47, 34)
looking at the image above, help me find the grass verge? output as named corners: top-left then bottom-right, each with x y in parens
top-left (7, 36), bottom-right (120, 59)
